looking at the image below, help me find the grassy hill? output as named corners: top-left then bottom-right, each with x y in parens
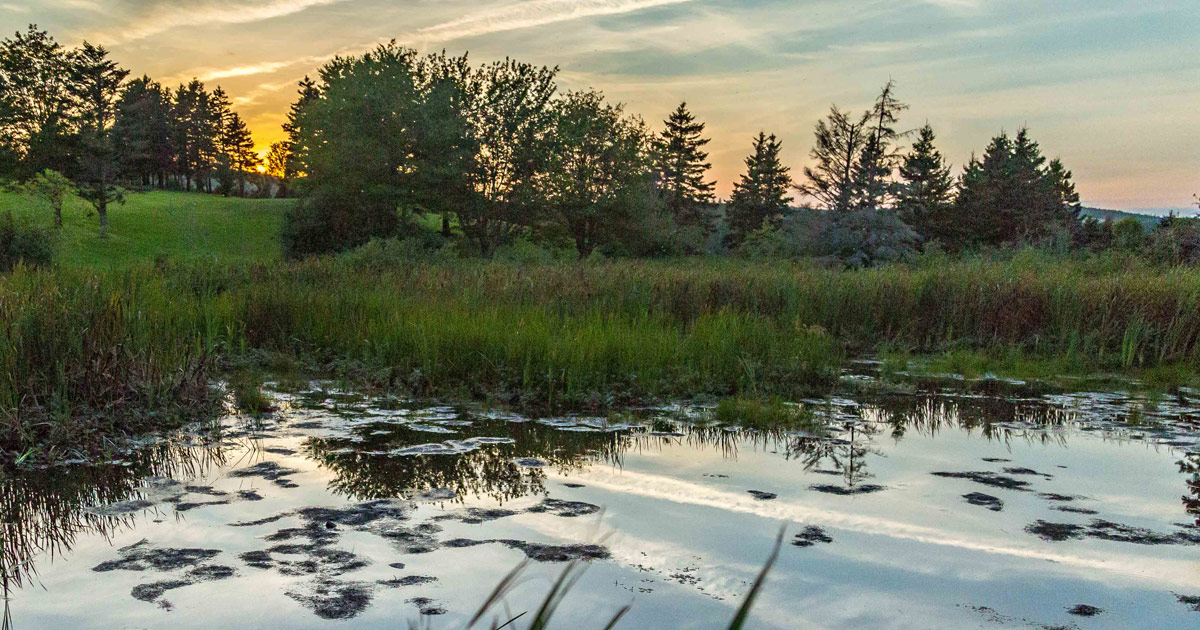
top-left (0, 190), bottom-right (291, 268)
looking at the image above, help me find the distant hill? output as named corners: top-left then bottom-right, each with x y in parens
top-left (1080, 207), bottom-right (1164, 228)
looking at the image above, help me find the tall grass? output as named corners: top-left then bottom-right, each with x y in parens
top-left (7, 254), bottom-right (1200, 460)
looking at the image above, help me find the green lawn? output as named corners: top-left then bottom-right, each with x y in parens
top-left (0, 190), bottom-right (291, 268)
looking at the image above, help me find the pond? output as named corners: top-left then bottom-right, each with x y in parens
top-left (2, 383), bottom-right (1199, 629)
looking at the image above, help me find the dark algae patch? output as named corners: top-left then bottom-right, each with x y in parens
top-left (963, 492), bottom-right (1004, 511)
top-left (792, 526), bottom-right (834, 548)
top-left (809, 484), bottom-right (885, 495)
top-left (1176, 593), bottom-right (1200, 613)
top-left (747, 490), bottom-right (778, 500)
top-left (286, 577), bottom-right (374, 620)
top-left (227, 461), bottom-right (301, 488)
top-left (1026, 519), bottom-right (1200, 545)
top-left (1067, 604), bottom-right (1104, 617)
top-left (932, 471), bottom-right (1031, 491)
top-left (93, 540), bottom-right (221, 573)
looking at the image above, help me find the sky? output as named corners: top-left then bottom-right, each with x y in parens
top-left (3, 0), bottom-right (1198, 211)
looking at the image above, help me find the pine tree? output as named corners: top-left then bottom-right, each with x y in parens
top-left (223, 111), bottom-right (258, 196)
top-left (953, 128), bottom-right (1081, 247)
top-left (896, 124), bottom-right (954, 242)
top-left (280, 75), bottom-right (319, 185)
top-left (654, 102), bottom-right (716, 238)
top-left (727, 132), bottom-right (793, 246)
top-left (852, 80), bottom-right (908, 211)
top-left (113, 75), bottom-right (173, 186)
top-left (69, 41), bottom-right (128, 237)
top-left (797, 105), bottom-right (870, 212)
top-left (171, 80), bottom-right (216, 191)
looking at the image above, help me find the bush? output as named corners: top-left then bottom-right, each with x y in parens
top-left (338, 234), bottom-right (448, 269)
top-left (1145, 216), bottom-right (1200, 266)
top-left (740, 209), bottom-right (920, 267)
top-left (281, 188), bottom-right (401, 259)
top-left (0, 210), bottom-right (54, 271)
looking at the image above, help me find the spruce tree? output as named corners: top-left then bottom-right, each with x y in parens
top-left (727, 132), bottom-right (793, 246)
top-left (69, 42), bottom-right (128, 237)
top-left (852, 80), bottom-right (908, 211)
top-left (797, 105), bottom-right (869, 212)
top-left (113, 76), bottom-right (173, 186)
top-left (654, 102), bottom-right (716, 238)
top-left (953, 128), bottom-right (1081, 247)
top-left (896, 124), bottom-right (954, 242)
top-left (280, 76), bottom-right (319, 185)
top-left (0, 25), bottom-right (76, 179)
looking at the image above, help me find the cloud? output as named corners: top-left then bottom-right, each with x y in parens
top-left (415, 0), bottom-right (697, 43)
top-left (101, 0), bottom-right (351, 44)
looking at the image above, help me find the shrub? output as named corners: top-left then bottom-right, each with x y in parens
top-left (740, 208), bottom-right (920, 267)
top-left (1145, 216), bottom-right (1200, 266)
top-left (281, 188), bottom-right (400, 259)
top-left (0, 210), bottom-right (54, 271)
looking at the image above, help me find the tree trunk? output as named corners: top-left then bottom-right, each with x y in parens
top-left (54, 203), bottom-right (62, 229)
top-left (98, 198), bottom-right (108, 238)
top-left (441, 215), bottom-right (451, 238)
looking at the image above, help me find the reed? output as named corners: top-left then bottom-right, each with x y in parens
top-left (6, 254), bottom-right (1200, 461)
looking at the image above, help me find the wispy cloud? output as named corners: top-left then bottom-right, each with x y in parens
top-left (415, 0), bottom-right (697, 43)
top-left (101, 0), bottom-right (351, 44)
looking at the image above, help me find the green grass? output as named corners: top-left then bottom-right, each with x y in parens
top-left (714, 396), bottom-right (816, 429)
top-left (7, 217), bottom-right (1200, 462)
top-left (0, 190), bottom-right (290, 268)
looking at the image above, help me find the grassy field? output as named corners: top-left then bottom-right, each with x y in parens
top-left (0, 190), bottom-right (289, 267)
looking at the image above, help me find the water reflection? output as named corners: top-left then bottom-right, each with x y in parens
top-left (0, 385), bottom-right (1197, 627)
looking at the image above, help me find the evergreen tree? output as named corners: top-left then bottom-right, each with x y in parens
top-left (112, 75), bottom-right (173, 186)
top-left (852, 80), bottom-right (908, 210)
top-left (654, 102), bottom-right (716, 239)
top-left (223, 111), bottom-right (258, 196)
top-left (280, 75), bottom-right (319, 187)
top-left (797, 105), bottom-right (870, 211)
top-left (69, 42), bottom-right (128, 237)
top-left (953, 127), bottom-right (1081, 248)
top-left (726, 131), bottom-right (793, 246)
top-left (171, 80), bottom-right (216, 191)
top-left (896, 124), bottom-right (954, 242)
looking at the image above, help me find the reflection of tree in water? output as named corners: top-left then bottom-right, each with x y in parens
top-left (308, 419), bottom-right (635, 504)
top-left (0, 441), bottom-right (229, 628)
top-left (1180, 452), bottom-right (1200, 528)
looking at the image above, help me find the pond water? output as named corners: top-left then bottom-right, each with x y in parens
top-left (3, 383), bottom-right (1199, 629)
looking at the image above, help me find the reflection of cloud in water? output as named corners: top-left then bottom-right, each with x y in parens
top-left (559, 468), bottom-right (1200, 590)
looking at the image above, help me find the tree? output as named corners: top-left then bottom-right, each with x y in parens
top-left (112, 75), bottom-right (173, 187)
top-left (654, 102), bottom-right (716, 240)
top-left (953, 128), bottom-right (1081, 248)
top-left (537, 90), bottom-right (654, 259)
top-left (264, 141), bottom-right (288, 196)
top-left (0, 25), bottom-right (77, 180)
top-left (69, 42), bottom-right (128, 237)
top-left (20, 168), bottom-right (74, 228)
top-left (896, 123), bottom-right (954, 242)
top-left (797, 105), bottom-right (870, 212)
top-left (280, 75), bottom-right (320, 189)
top-left (281, 43), bottom-right (422, 257)
top-left (853, 81), bottom-right (908, 211)
top-left (412, 51), bottom-right (477, 238)
top-left (457, 57), bottom-right (558, 257)
top-left (221, 110), bottom-right (258, 196)
top-left (171, 80), bottom-right (216, 191)
top-left (726, 132), bottom-right (793, 246)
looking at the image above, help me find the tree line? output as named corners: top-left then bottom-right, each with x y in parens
top-left (0, 25), bottom-right (261, 235)
top-left (0, 26), bottom-right (1145, 264)
top-left (276, 43), bottom-right (1089, 262)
